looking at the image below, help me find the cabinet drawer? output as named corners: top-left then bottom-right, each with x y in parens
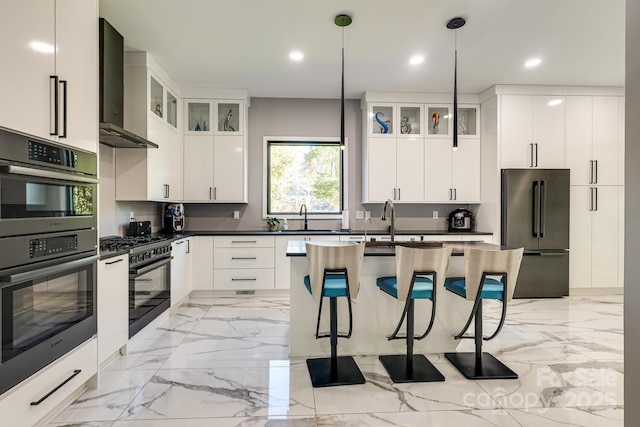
top-left (214, 248), bottom-right (274, 269)
top-left (214, 236), bottom-right (274, 248)
top-left (214, 268), bottom-right (274, 290)
top-left (0, 338), bottom-right (97, 427)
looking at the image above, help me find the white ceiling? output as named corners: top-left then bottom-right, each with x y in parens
top-left (99, 0), bottom-right (625, 99)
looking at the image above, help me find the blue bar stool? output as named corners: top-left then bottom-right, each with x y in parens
top-left (444, 247), bottom-right (524, 380)
top-left (376, 246), bottom-right (452, 383)
top-left (304, 242), bottom-right (365, 387)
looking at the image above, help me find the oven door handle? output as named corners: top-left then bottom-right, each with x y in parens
top-left (129, 256), bottom-right (173, 276)
top-left (0, 255), bottom-right (100, 284)
top-left (0, 165), bottom-right (99, 184)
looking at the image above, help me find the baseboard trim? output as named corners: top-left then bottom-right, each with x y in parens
top-left (569, 287), bottom-right (623, 296)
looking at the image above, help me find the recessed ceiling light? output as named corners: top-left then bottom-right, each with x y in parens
top-left (409, 55), bottom-right (424, 65)
top-left (547, 99), bottom-right (563, 106)
top-left (29, 41), bottom-right (55, 54)
top-left (524, 58), bottom-right (541, 68)
top-left (289, 51), bottom-right (304, 61)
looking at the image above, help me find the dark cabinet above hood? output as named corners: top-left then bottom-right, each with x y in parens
top-left (99, 18), bottom-right (157, 149)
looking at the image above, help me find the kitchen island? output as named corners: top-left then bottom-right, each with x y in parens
top-left (287, 240), bottom-right (506, 357)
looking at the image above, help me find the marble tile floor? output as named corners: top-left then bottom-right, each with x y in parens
top-left (50, 294), bottom-right (623, 426)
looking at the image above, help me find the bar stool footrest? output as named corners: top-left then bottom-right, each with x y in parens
top-left (306, 356), bottom-right (365, 387)
top-left (379, 354), bottom-right (445, 383)
top-left (445, 352), bottom-right (518, 380)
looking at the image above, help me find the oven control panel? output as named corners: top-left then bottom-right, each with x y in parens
top-left (30, 235), bottom-right (79, 259)
top-left (28, 140), bottom-right (77, 168)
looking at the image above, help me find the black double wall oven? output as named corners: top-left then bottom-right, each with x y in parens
top-left (0, 127), bottom-right (98, 396)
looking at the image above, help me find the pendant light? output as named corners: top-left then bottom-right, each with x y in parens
top-left (335, 14), bottom-right (352, 150)
top-left (447, 17), bottom-right (466, 151)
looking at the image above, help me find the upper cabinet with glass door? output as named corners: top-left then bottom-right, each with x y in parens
top-left (148, 73), bottom-right (178, 129)
top-left (184, 100), bottom-right (213, 134)
top-left (456, 105), bottom-right (479, 137)
top-left (426, 104), bottom-right (451, 138)
top-left (367, 103), bottom-right (396, 137)
top-left (214, 100), bottom-right (244, 135)
top-left (397, 104), bottom-right (423, 138)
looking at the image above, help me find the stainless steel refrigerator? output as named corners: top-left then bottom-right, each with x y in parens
top-left (501, 169), bottom-right (570, 298)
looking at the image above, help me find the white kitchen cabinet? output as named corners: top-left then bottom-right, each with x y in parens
top-left (566, 96), bottom-right (623, 186)
top-left (213, 236), bottom-right (275, 291)
top-left (0, 339), bottom-right (97, 427)
top-left (500, 94), bottom-right (565, 168)
top-left (0, 0), bottom-right (98, 152)
top-left (183, 134), bottom-right (246, 202)
top-left (364, 136), bottom-right (424, 203)
top-left (171, 238), bottom-right (193, 306)
top-left (116, 53), bottom-right (182, 202)
top-left (570, 186), bottom-right (622, 289)
top-left (97, 255), bottom-right (128, 366)
top-left (424, 138), bottom-right (480, 202)
top-left (425, 104), bottom-right (479, 139)
top-left (191, 236), bottom-right (214, 291)
top-left (214, 100), bottom-right (245, 135)
top-left (185, 100), bottom-right (213, 134)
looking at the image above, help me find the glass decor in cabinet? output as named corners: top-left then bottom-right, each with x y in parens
top-left (215, 101), bottom-right (242, 135)
top-left (457, 107), bottom-right (478, 137)
top-left (371, 104), bottom-right (394, 135)
top-left (166, 91), bottom-right (178, 128)
top-left (427, 106), bottom-right (450, 137)
top-left (187, 101), bottom-right (211, 133)
top-left (398, 105), bottom-right (422, 137)
top-left (150, 76), bottom-right (164, 119)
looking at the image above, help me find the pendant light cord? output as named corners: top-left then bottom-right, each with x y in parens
top-left (340, 25), bottom-right (345, 150)
top-left (453, 27), bottom-right (458, 151)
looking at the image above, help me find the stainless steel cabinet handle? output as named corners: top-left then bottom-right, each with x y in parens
top-left (397, 188), bottom-right (401, 200)
top-left (187, 240), bottom-right (190, 253)
top-left (594, 160), bottom-right (598, 184)
top-left (231, 240), bottom-right (256, 244)
top-left (209, 187), bottom-right (212, 200)
top-left (231, 278), bottom-right (257, 281)
top-left (589, 160), bottom-right (594, 184)
top-left (50, 75), bottom-right (59, 136)
top-left (453, 188), bottom-right (457, 200)
top-left (393, 188), bottom-right (397, 200)
top-left (214, 187), bottom-right (217, 200)
top-left (31, 369), bottom-right (81, 406)
top-left (105, 258), bottom-right (124, 265)
top-left (529, 143), bottom-right (534, 167)
top-left (231, 257), bottom-right (257, 260)
top-left (589, 187), bottom-right (594, 211)
top-left (594, 187), bottom-right (598, 211)
top-left (534, 143), bottom-right (539, 167)
top-left (59, 79), bottom-right (67, 138)
top-left (449, 188), bottom-right (453, 200)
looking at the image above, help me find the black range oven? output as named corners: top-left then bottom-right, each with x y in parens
top-left (0, 127), bottom-right (98, 396)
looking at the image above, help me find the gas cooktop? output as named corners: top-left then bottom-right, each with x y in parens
top-left (99, 235), bottom-right (168, 253)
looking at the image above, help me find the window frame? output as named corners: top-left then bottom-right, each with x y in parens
top-left (262, 136), bottom-right (348, 220)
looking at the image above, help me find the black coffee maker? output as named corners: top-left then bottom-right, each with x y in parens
top-left (163, 203), bottom-right (185, 233)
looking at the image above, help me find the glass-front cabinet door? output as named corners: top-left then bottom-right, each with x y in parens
top-left (457, 105), bottom-right (479, 137)
top-left (214, 100), bottom-right (244, 135)
top-left (368, 103), bottom-right (395, 136)
top-left (149, 75), bottom-right (164, 120)
top-left (397, 104), bottom-right (423, 137)
top-left (426, 105), bottom-right (451, 137)
top-left (184, 100), bottom-right (213, 134)
top-left (166, 91), bottom-right (178, 128)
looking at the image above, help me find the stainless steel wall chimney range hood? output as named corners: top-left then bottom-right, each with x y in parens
top-left (99, 18), bottom-right (157, 149)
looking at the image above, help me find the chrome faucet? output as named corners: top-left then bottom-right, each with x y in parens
top-left (381, 199), bottom-right (396, 242)
top-left (363, 216), bottom-right (373, 242)
top-left (299, 204), bottom-right (308, 231)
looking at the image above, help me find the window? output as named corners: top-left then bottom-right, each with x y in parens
top-left (264, 137), bottom-right (346, 218)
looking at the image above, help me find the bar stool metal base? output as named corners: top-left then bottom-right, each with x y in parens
top-left (306, 356), bottom-right (365, 387)
top-left (379, 354), bottom-right (445, 383)
top-left (445, 352), bottom-right (518, 380)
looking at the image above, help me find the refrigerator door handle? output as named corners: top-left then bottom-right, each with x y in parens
top-left (532, 180), bottom-right (540, 237)
top-left (540, 180), bottom-right (546, 238)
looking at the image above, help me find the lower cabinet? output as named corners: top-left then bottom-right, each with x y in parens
top-left (275, 235), bottom-right (341, 290)
top-left (97, 255), bottom-right (128, 365)
top-left (171, 238), bottom-right (193, 305)
top-left (0, 339), bottom-right (97, 427)
top-left (570, 185), bottom-right (624, 288)
top-left (191, 236), bottom-right (214, 291)
top-left (213, 236), bottom-right (274, 290)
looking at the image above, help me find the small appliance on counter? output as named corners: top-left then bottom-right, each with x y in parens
top-left (447, 208), bottom-right (475, 232)
top-left (128, 220), bottom-right (152, 236)
top-left (164, 203), bottom-right (185, 233)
